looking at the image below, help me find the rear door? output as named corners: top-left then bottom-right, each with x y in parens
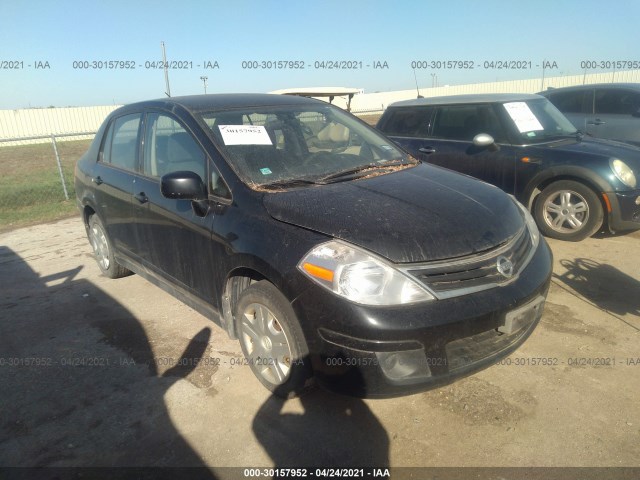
top-left (590, 88), bottom-right (640, 145)
top-left (92, 113), bottom-right (142, 258)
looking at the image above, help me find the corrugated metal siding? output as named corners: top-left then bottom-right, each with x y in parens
top-left (0, 105), bottom-right (121, 146)
top-left (345, 70), bottom-right (640, 113)
top-left (1, 69), bottom-right (639, 142)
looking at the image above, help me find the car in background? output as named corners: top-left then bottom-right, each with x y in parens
top-left (539, 83), bottom-right (640, 146)
top-left (75, 94), bottom-right (552, 398)
top-left (377, 93), bottom-right (640, 241)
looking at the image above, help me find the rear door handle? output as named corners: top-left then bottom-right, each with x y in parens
top-left (92, 176), bottom-right (103, 185)
top-left (418, 147), bottom-right (436, 154)
top-left (134, 192), bottom-right (149, 204)
top-left (587, 119), bottom-right (605, 125)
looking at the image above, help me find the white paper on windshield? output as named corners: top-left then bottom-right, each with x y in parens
top-left (503, 102), bottom-right (544, 133)
top-left (218, 125), bottom-right (272, 145)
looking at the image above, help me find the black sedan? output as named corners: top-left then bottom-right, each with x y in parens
top-left (377, 93), bottom-right (640, 241)
top-left (75, 94), bottom-right (552, 397)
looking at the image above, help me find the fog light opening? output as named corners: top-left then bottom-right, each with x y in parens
top-left (376, 349), bottom-right (432, 384)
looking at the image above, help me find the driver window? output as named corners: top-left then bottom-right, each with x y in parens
top-left (432, 105), bottom-right (506, 143)
top-left (143, 113), bottom-right (206, 182)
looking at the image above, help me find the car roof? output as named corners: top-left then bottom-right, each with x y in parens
top-left (539, 83), bottom-right (640, 94)
top-left (121, 93), bottom-right (327, 113)
top-left (388, 93), bottom-right (543, 108)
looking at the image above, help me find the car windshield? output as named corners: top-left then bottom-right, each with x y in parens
top-left (501, 98), bottom-right (579, 144)
top-left (198, 104), bottom-right (412, 188)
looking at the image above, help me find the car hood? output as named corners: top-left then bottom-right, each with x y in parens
top-left (262, 164), bottom-right (524, 263)
top-left (541, 136), bottom-right (640, 171)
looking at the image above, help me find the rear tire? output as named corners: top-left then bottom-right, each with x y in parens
top-left (235, 280), bottom-right (313, 398)
top-left (88, 215), bottom-right (130, 279)
top-left (533, 180), bottom-right (603, 241)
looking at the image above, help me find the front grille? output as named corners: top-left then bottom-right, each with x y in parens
top-left (404, 227), bottom-right (533, 299)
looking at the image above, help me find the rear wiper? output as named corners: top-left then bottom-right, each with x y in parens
top-left (317, 159), bottom-right (410, 184)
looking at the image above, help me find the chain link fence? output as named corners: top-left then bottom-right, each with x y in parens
top-left (0, 133), bottom-right (95, 232)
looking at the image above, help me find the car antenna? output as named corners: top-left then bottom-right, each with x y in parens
top-left (161, 41), bottom-right (171, 97)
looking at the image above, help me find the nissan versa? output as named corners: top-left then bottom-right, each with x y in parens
top-left (75, 94), bottom-right (552, 398)
top-left (377, 93), bottom-right (640, 242)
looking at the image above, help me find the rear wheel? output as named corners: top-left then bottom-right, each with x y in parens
top-left (533, 180), bottom-right (603, 241)
top-left (88, 215), bottom-right (130, 278)
top-left (235, 281), bottom-right (313, 398)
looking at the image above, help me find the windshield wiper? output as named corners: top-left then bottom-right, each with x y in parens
top-left (260, 178), bottom-right (324, 190)
top-left (317, 159), bottom-right (410, 184)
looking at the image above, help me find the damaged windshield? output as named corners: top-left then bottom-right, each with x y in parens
top-left (198, 104), bottom-right (413, 188)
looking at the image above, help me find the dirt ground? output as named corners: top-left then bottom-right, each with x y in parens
top-left (0, 218), bottom-right (638, 477)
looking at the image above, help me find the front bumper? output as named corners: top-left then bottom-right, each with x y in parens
top-left (606, 190), bottom-right (640, 232)
top-left (291, 238), bottom-right (553, 398)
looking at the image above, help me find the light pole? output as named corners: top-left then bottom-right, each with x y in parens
top-left (200, 76), bottom-right (208, 94)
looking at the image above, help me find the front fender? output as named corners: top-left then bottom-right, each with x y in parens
top-left (521, 165), bottom-right (614, 210)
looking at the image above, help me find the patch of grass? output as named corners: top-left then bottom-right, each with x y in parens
top-left (0, 138), bottom-right (92, 231)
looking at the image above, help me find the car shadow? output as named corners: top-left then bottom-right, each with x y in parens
top-left (252, 374), bottom-right (389, 473)
top-left (0, 246), bottom-right (217, 478)
top-left (553, 257), bottom-right (640, 318)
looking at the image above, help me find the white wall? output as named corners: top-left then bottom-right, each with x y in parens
top-left (0, 105), bottom-right (121, 146)
top-left (337, 69), bottom-right (640, 113)
top-left (1, 69), bottom-right (639, 145)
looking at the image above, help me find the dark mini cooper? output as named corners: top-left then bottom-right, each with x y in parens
top-left (377, 93), bottom-right (640, 241)
top-left (76, 94), bottom-right (552, 397)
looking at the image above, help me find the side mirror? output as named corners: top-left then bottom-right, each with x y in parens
top-left (161, 171), bottom-right (207, 200)
top-left (473, 133), bottom-right (499, 152)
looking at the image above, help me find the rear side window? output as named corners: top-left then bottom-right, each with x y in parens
top-left (380, 107), bottom-right (434, 137)
top-left (432, 104), bottom-right (507, 142)
top-left (595, 89), bottom-right (640, 115)
top-left (101, 113), bottom-right (142, 171)
top-left (547, 90), bottom-right (592, 114)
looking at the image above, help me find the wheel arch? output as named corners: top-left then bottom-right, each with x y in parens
top-left (523, 167), bottom-right (611, 223)
top-left (221, 265), bottom-right (283, 340)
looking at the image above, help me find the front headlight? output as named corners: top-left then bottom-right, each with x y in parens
top-left (298, 240), bottom-right (435, 305)
top-left (610, 159), bottom-right (637, 188)
top-left (515, 199), bottom-right (540, 249)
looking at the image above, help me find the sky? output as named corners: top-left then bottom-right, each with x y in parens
top-left (1, 0), bottom-right (639, 109)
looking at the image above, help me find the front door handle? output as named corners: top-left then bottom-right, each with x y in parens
top-left (418, 147), bottom-right (436, 154)
top-left (587, 119), bottom-right (606, 126)
top-left (92, 176), bottom-right (103, 185)
top-left (134, 192), bottom-right (149, 204)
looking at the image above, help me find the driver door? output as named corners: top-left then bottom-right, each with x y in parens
top-left (418, 104), bottom-right (517, 193)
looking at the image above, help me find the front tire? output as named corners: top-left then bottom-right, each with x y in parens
top-left (235, 281), bottom-right (313, 398)
top-left (88, 215), bottom-right (130, 278)
top-left (533, 180), bottom-right (603, 241)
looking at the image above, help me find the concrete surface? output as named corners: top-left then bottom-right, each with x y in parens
top-left (0, 218), bottom-right (639, 475)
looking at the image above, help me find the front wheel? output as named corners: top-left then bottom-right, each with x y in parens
top-left (533, 180), bottom-right (603, 241)
top-left (235, 281), bottom-right (313, 398)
